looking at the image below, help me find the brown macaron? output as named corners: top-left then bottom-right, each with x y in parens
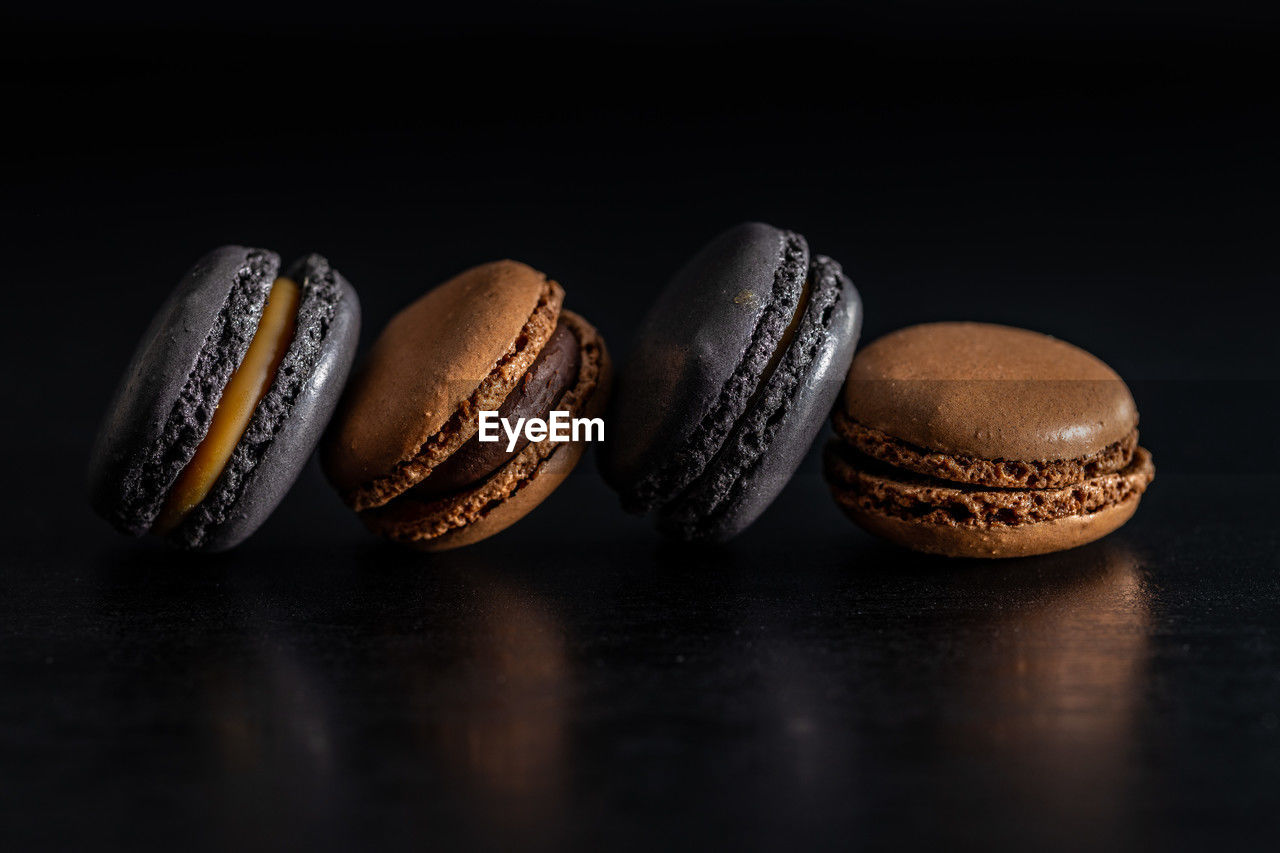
top-left (824, 322), bottom-right (1154, 558)
top-left (321, 260), bottom-right (610, 550)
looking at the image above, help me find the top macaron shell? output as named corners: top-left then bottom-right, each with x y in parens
top-left (603, 222), bottom-right (863, 541)
top-left (844, 322), bottom-right (1138, 462)
top-left (88, 246), bottom-right (361, 551)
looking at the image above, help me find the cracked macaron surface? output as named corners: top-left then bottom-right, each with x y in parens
top-left (87, 246), bottom-right (361, 551)
top-left (320, 260), bottom-right (610, 551)
top-left (601, 221), bottom-right (863, 542)
top-left (824, 321), bottom-right (1155, 558)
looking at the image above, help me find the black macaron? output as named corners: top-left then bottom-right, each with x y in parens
top-left (601, 222), bottom-right (863, 541)
top-left (88, 246), bottom-right (360, 551)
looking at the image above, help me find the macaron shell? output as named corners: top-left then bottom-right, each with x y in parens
top-left (174, 258), bottom-right (361, 551)
top-left (88, 246), bottom-right (279, 535)
top-left (415, 420), bottom-right (593, 552)
top-left (360, 310), bottom-right (610, 549)
top-left (844, 322), bottom-right (1138, 462)
top-left (322, 261), bottom-right (561, 498)
top-left (602, 222), bottom-right (809, 510)
top-left (658, 255), bottom-right (862, 541)
top-left (840, 489), bottom-right (1144, 558)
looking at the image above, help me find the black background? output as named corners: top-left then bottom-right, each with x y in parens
top-left (3, 2), bottom-right (1279, 850)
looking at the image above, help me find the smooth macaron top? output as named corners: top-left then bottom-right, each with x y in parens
top-left (322, 260), bottom-right (562, 502)
top-left (603, 222), bottom-right (810, 510)
top-left (844, 322), bottom-right (1138, 462)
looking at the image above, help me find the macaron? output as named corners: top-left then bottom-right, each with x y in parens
top-left (601, 222), bottom-right (863, 541)
top-left (320, 260), bottom-right (610, 550)
top-left (824, 322), bottom-right (1155, 558)
top-left (88, 246), bottom-right (361, 551)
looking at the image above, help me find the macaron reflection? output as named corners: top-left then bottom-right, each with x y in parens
top-left (392, 571), bottom-right (572, 843)
top-left (94, 564), bottom-right (340, 847)
top-left (942, 543), bottom-right (1150, 831)
top-left (204, 643), bottom-right (335, 783)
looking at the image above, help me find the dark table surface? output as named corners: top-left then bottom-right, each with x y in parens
top-left (4, 3), bottom-right (1280, 850)
top-left (4, 465), bottom-right (1280, 850)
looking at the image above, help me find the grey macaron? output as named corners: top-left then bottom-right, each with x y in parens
top-left (602, 222), bottom-right (863, 541)
top-left (88, 246), bottom-right (360, 551)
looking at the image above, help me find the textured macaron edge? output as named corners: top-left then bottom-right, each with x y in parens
top-left (343, 279), bottom-right (564, 512)
top-left (168, 254), bottom-right (360, 551)
top-left (836, 487), bottom-right (1146, 559)
top-left (825, 442), bottom-right (1153, 529)
top-left (357, 310), bottom-right (609, 547)
top-left (90, 246), bottom-right (279, 536)
top-left (622, 230), bottom-right (810, 514)
top-left (658, 254), bottom-right (860, 541)
top-left (832, 411), bottom-right (1140, 489)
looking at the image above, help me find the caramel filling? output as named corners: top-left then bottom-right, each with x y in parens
top-left (153, 277), bottom-right (300, 533)
top-left (740, 272), bottom-right (812, 417)
top-left (769, 272), bottom-right (813, 375)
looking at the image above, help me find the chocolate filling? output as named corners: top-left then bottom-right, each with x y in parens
top-left (411, 322), bottom-right (581, 499)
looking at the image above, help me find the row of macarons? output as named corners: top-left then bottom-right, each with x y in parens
top-left (89, 222), bottom-right (1154, 557)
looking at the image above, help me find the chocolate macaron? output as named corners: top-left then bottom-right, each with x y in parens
top-left (321, 260), bottom-right (609, 550)
top-left (88, 246), bottom-right (361, 551)
top-left (602, 222), bottom-right (863, 541)
top-left (824, 322), bottom-right (1155, 558)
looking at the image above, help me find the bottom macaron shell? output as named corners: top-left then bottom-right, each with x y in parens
top-left (415, 428), bottom-right (592, 552)
top-left (360, 311), bottom-right (610, 550)
top-left (839, 490), bottom-right (1144, 559)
